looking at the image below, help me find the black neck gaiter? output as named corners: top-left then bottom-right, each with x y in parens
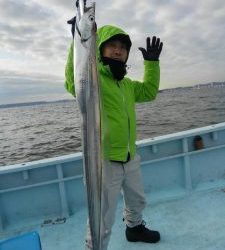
top-left (102, 57), bottom-right (127, 81)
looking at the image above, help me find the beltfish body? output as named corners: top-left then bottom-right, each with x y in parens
top-left (74, 1), bottom-right (102, 249)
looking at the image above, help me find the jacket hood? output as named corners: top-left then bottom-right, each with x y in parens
top-left (96, 25), bottom-right (132, 62)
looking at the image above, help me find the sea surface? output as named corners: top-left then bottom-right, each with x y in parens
top-left (1, 87), bottom-right (225, 167)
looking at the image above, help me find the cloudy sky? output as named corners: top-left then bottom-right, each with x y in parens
top-left (0, 0), bottom-right (225, 104)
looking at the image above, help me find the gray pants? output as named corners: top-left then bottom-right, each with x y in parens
top-left (85, 154), bottom-right (146, 249)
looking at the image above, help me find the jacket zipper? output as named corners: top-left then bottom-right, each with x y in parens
top-left (117, 81), bottom-right (130, 157)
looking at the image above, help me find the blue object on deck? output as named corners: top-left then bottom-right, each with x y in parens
top-left (0, 231), bottom-right (42, 250)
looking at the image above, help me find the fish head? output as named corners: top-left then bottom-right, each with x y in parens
top-left (78, 4), bottom-right (95, 42)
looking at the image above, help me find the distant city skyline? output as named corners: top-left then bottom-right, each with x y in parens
top-left (0, 0), bottom-right (225, 104)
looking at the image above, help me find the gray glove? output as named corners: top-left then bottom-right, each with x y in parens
top-left (139, 36), bottom-right (163, 61)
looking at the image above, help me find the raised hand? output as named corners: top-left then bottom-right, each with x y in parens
top-left (139, 36), bottom-right (163, 61)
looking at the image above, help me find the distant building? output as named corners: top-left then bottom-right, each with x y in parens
top-left (193, 82), bottom-right (225, 89)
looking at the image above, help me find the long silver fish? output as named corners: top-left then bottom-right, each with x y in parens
top-left (73, 0), bottom-right (102, 249)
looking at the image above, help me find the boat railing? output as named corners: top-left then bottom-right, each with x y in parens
top-left (1, 122), bottom-right (225, 234)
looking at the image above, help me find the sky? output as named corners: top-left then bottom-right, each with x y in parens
top-left (0, 0), bottom-right (225, 104)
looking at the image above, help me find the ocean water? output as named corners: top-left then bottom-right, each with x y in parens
top-left (1, 87), bottom-right (225, 167)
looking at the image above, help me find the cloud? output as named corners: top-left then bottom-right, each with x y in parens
top-left (0, 0), bottom-right (48, 21)
top-left (0, 0), bottom-right (225, 104)
top-left (0, 69), bottom-right (73, 104)
top-left (0, 0), bottom-right (70, 70)
top-left (37, 0), bottom-right (75, 12)
top-left (94, 0), bottom-right (225, 84)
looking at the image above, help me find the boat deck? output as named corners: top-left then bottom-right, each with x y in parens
top-left (4, 189), bottom-right (224, 250)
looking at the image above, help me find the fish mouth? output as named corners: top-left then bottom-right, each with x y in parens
top-left (80, 27), bottom-right (95, 42)
top-left (81, 38), bottom-right (89, 42)
top-left (81, 34), bottom-right (93, 42)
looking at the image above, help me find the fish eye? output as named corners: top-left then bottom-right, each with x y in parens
top-left (89, 15), bottom-right (94, 22)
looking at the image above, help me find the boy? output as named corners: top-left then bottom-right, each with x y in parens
top-left (65, 24), bottom-right (163, 249)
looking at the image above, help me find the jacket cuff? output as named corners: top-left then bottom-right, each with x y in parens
top-left (144, 60), bottom-right (160, 67)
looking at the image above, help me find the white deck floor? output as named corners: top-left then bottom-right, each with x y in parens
top-left (33, 189), bottom-right (225, 250)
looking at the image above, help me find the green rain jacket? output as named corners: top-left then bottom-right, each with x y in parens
top-left (65, 25), bottom-right (160, 162)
